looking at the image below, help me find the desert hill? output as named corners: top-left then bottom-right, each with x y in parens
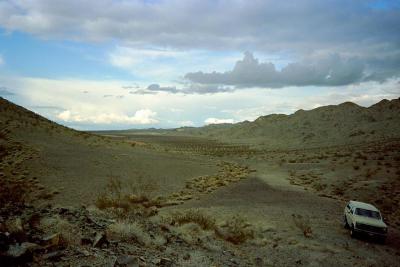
top-left (0, 97), bottom-right (217, 206)
top-left (1, 97), bottom-right (400, 266)
top-left (150, 98), bottom-right (400, 149)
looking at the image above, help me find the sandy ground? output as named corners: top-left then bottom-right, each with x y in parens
top-left (2, 96), bottom-right (399, 266)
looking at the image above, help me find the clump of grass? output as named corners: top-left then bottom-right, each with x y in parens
top-left (106, 221), bottom-right (152, 246)
top-left (215, 215), bottom-right (254, 244)
top-left (169, 209), bottom-right (216, 230)
top-left (0, 177), bottom-right (30, 212)
top-left (292, 214), bottom-right (312, 238)
top-left (39, 216), bottom-right (82, 247)
top-left (95, 176), bottom-right (160, 216)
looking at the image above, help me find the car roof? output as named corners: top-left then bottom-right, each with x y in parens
top-left (349, 200), bottom-right (379, 211)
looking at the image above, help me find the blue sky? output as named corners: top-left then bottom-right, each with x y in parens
top-left (0, 0), bottom-right (399, 130)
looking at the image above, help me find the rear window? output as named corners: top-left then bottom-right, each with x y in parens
top-left (355, 208), bottom-right (381, 219)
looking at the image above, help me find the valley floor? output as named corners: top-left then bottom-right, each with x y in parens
top-left (1, 126), bottom-right (400, 266)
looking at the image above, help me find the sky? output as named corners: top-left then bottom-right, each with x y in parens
top-left (0, 0), bottom-right (399, 130)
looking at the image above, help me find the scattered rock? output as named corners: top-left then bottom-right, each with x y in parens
top-left (0, 232), bottom-right (10, 251)
top-left (154, 257), bottom-right (173, 266)
top-left (115, 255), bottom-right (139, 267)
top-left (93, 231), bottom-right (108, 248)
top-left (41, 233), bottom-right (61, 248)
top-left (42, 250), bottom-right (64, 261)
top-left (0, 242), bottom-right (40, 265)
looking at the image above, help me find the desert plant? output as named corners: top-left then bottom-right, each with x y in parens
top-left (169, 209), bottom-right (216, 230)
top-left (0, 178), bottom-right (30, 212)
top-left (292, 214), bottom-right (312, 238)
top-left (215, 215), bottom-right (254, 244)
top-left (95, 176), bottom-right (160, 214)
top-left (39, 216), bottom-right (82, 247)
top-left (106, 221), bottom-right (152, 246)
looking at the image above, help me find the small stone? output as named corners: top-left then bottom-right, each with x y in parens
top-left (41, 233), bottom-right (61, 248)
top-left (42, 250), bottom-right (64, 261)
top-left (93, 232), bottom-right (108, 248)
top-left (1, 242), bottom-right (40, 265)
top-left (116, 255), bottom-right (139, 267)
top-left (159, 257), bottom-right (173, 266)
top-left (81, 249), bottom-right (91, 256)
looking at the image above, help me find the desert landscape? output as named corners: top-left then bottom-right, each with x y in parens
top-left (1, 96), bottom-right (400, 266)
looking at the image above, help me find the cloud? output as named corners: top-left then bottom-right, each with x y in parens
top-left (57, 109), bottom-right (158, 125)
top-left (129, 89), bottom-right (157, 95)
top-left (184, 52), bottom-right (400, 89)
top-left (178, 120), bottom-right (195, 127)
top-left (0, 55), bottom-right (4, 65)
top-left (205, 118), bottom-right (234, 125)
top-left (133, 83), bottom-right (233, 95)
top-left (31, 105), bottom-right (65, 111)
top-left (0, 0), bottom-right (398, 59)
top-left (147, 84), bottom-right (179, 94)
top-left (0, 86), bottom-right (14, 96)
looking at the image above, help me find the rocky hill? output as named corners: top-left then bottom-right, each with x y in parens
top-left (169, 98), bottom-right (400, 149)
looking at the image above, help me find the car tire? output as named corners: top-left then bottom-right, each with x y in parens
top-left (343, 216), bottom-right (349, 229)
top-left (377, 236), bottom-right (386, 244)
top-left (350, 225), bottom-right (356, 238)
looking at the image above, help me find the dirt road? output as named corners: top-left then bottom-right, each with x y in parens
top-left (175, 162), bottom-right (400, 266)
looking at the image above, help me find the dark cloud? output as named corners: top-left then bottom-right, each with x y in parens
top-left (0, 0), bottom-right (399, 58)
top-left (184, 52), bottom-right (399, 88)
top-left (147, 84), bottom-right (179, 94)
top-left (0, 86), bottom-right (14, 96)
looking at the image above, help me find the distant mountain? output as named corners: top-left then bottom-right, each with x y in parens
top-left (163, 98), bottom-right (400, 149)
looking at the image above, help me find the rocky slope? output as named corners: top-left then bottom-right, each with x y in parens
top-left (165, 98), bottom-right (400, 149)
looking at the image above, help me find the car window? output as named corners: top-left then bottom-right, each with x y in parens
top-left (355, 208), bottom-right (381, 219)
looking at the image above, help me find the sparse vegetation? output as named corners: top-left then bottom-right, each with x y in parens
top-left (169, 209), bottom-right (216, 230)
top-left (292, 214), bottom-right (312, 238)
top-left (95, 176), bottom-right (160, 216)
top-left (106, 221), bottom-right (152, 246)
top-left (215, 215), bottom-right (254, 244)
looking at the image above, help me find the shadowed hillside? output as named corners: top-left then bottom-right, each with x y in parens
top-left (146, 98), bottom-right (400, 149)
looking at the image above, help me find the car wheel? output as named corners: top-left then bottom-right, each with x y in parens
top-left (377, 236), bottom-right (386, 244)
top-left (350, 225), bottom-right (356, 238)
top-left (343, 216), bottom-right (349, 229)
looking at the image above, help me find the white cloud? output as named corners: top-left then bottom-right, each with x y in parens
top-left (177, 120), bottom-right (195, 127)
top-left (0, 54), bottom-right (4, 65)
top-left (57, 109), bottom-right (158, 125)
top-left (108, 46), bottom-right (240, 82)
top-left (1, 75), bottom-right (399, 130)
top-left (205, 118), bottom-right (234, 125)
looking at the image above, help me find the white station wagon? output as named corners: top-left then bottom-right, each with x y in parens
top-left (343, 200), bottom-right (387, 242)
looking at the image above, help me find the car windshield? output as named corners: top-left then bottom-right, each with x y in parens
top-left (355, 208), bottom-right (381, 219)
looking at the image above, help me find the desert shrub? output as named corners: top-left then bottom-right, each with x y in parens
top-left (106, 221), bottom-right (152, 246)
top-left (95, 176), bottom-right (160, 215)
top-left (292, 214), bottom-right (312, 238)
top-left (169, 209), bottom-right (216, 230)
top-left (215, 215), bottom-right (254, 244)
top-left (0, 178), bottom-right (29, 212)
top-left (39, 216), bottom-right (82, 247)
top-left (171, 222), bottom-right (213, 246)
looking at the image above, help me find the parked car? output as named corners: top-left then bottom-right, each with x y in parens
top-left (343, 200), bottom-right (387, 242)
